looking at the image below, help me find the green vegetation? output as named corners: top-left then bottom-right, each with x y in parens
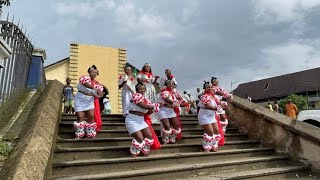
top-left (0, 140), bottom-right (13, 156)
top-left (278, 94), bottom-right (308, 113)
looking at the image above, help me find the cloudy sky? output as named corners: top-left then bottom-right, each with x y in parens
top-left (3, 0), bottom-right (320, 96)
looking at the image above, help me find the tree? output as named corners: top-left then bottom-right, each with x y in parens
top-left (278, 94), bottom-right (308, 113)
top-left (0, 0), bottom-right (11, 12)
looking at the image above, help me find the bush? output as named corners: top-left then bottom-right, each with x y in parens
top-left (278, 94), bottom-right (307, 113)
top-left (0, 140), bottom-right (13, 156)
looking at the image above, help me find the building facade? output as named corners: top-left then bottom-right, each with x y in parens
top-left (45, 43), bottom-right (127, 114)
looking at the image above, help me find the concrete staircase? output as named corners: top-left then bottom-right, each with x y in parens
top-left (51, 114), bottom-right (312, 180)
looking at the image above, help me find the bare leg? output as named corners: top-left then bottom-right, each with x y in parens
top-left (141, 128), bottom-right (152, 139)
top-left (76, 111), bottom-right (85, 122)
top-left (161, 118), bottom-right (171, 130)
top-left (86, 109), bottom-right (95, 123)
top-left (169, 117), bottom-right (179, 130)
top-left (131, 131), bottom-right (144, 143)
top-left (201, 124), bottom-right (214, 136)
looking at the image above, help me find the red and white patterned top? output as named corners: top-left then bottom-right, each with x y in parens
top-left (198, 93), bottom-right (223, 113)
top-left (79, 75), bottom-right (103, 91)
top-left (212, 85), bottom-right (232, 99)
top-left (131, 93), bottom-right (160, 113)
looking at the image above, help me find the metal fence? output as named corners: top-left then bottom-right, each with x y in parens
top-left (0, 18), bottom-right (34, 110)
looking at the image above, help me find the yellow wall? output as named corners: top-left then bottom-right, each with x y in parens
top-left (45, 60), bottom-right (69, 84)
top-left (68, 43), bottom-right (126, 114)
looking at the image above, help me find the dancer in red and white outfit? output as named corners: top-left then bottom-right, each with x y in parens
top-left (198, 81), bottom-right (223, 152)
top-left (125, 83), bottom-right (161, 157)
top-left (73, 65), bottom-right (103, 139)
top-left (157, 79), bottom-right (182, 144)
top-left (211, 77), bottom-right (233, 134)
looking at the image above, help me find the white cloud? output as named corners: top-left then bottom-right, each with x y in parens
top-left (53, 0), bottom-right (115, 18)
top-left (114, 2), bottom-right (177, 42)
top-left (253, 0), bottom-right (320, 24)
top-left (181, 0), bottom-right (199, 23)
top-left (252, 0), bottom-right (320, 34)
top-left (53, 0), bottom-right (178, 42)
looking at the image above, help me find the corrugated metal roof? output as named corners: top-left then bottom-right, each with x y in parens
top-left (233, 67), bottom-right (320, 100)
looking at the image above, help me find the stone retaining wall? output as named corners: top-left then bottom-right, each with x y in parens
top-left (228, 96), bottom-right (320, 170)
top-left (0, 80), bottom-right (63, 180)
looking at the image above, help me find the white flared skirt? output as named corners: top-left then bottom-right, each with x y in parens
top-left (198, 108), bottom-right (217, 125)
top-left (125, 113), bottom-right (148, 135)
top-left (157, 106), bottom-right (177, 120)
top-left (74, 92), bottom-right (94, 112)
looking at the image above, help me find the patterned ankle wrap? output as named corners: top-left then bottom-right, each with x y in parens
top-left (74, 121), bottom-right (86, 138)
top-left (130, 139), bottom-right (145, 156)
top-left (141, 138), bottom-right (154, 154)
top-left (162, 128), bottom-right (172, 144)
top-left (85, 122), bottom-right (97, 138)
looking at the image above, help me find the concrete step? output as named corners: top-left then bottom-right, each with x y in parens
top-left (58, 128), bottom-right (240, 138)
top-left (185, 166), bottom-right (311, 180)
top-left (59, 121), bottom-right (227, 131)
top-left (61, 117), bottom-right (199, 122)
top-left (54, 140), bottom-right (262, 161)
top-left (51, 155), bottom-right (298, 180)
top-left (56, 134), bottom-right (249, 148)
top-left (61, 114), bottom-right (198, 121)
top-left (52, 148), bottom-right (275, 177)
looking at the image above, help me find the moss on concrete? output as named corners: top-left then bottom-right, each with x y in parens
top-left (0, 80), bottom-right (64, 180)
top-left (0, 89), bottom-right (31, 133)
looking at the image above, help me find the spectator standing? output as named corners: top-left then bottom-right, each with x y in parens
top-left (273, 101), bottom-right (279, 112)
top-left (267, 102), bottom-right (274, 111)
top-left (63, 78), bottom-right (74, 114)
top-left (285, 99), bottom-right (298, 119)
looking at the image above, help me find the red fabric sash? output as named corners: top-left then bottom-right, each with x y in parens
top-left (142, 98), bottom-right (160, 149)
top-left (215, 113), bottom-right (225, 146)
top-left (94, 98), bottom-right (102, 131)
top-left (144, 114), bottom-right (161, 150)
top-left (91, 80), bottom-right (102, 131)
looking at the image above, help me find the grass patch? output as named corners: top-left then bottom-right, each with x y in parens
top-left (0, 140), bottom-right (13, 156)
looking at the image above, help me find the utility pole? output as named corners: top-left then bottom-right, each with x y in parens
top-left (231, 81), bottom-right (237, 94)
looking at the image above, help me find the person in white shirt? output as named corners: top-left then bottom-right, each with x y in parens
top-left (181, 91), bottom-right (190, 115)
top-left (102, 95), bottom-right (111, 114)
top-left (119, 66), bottom-right (136, 117)
top-left (159, 69), bottom-right (178, 91)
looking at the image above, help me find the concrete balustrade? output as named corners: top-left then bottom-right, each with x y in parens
top-left (227, 96), bottom-right (320, 170)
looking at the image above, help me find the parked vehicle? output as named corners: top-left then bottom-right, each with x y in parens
top-left (297, 110), bottom-right (320, 128)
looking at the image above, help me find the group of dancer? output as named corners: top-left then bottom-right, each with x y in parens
top-left (72, 63), bottom-right (232, 157)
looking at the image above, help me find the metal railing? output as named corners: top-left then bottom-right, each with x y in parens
top-left (0, 18), bottom-right (34, 111)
